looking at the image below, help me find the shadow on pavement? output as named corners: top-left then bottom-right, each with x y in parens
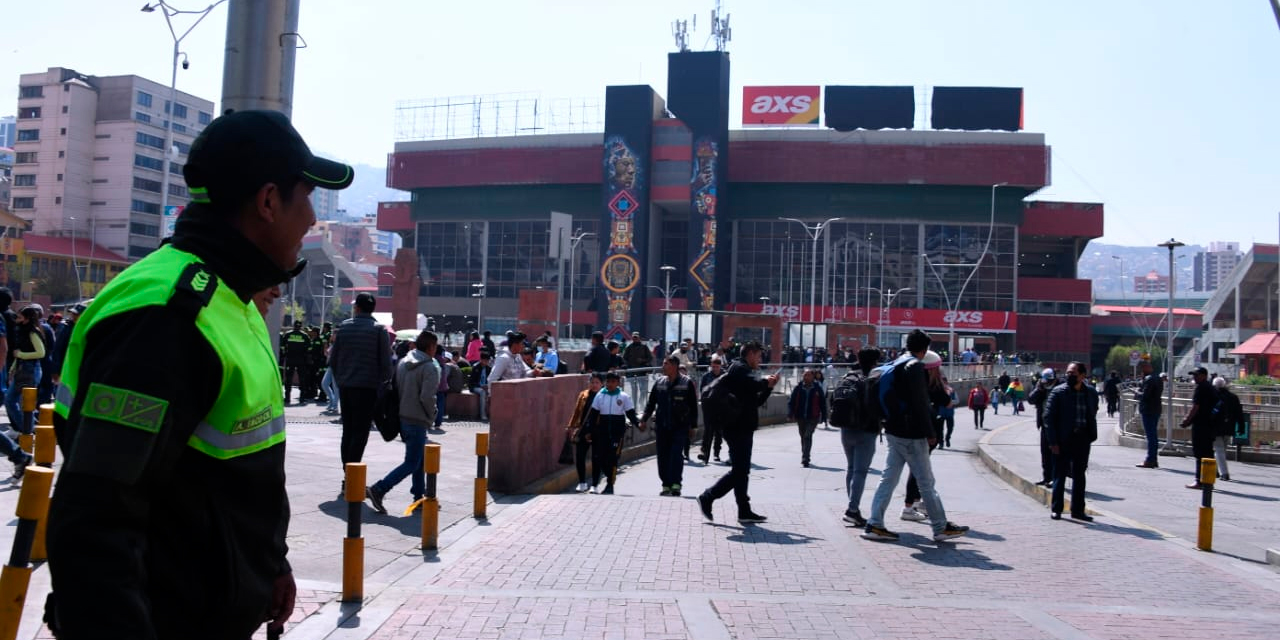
top-left (963, 529), bottom-right (1006, 542)
top-left (897, 537), bottom-right (1014, 570)
top-left (725, 524), bottom-right (821, 545)
top-left (804, 464), bottom-right (843, 472)
top-left (1084, 520), bottom-right (1165, 541)
top-left (1084, 491), bottom-right (1124, 502)
top-left (1210, 488), bottom-right (1279, 502)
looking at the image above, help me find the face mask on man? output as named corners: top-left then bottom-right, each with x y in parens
top-left (1067, 373), bottom-right (1079, 387)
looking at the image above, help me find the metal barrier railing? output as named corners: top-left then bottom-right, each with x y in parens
top-left (1117, 387), bottom-right (1280, 447)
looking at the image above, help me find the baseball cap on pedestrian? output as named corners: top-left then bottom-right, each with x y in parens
top-left (1190, 366), bottom-right (1208, 377)
top-left (1042, 368), bottom-right (1055, 381)
top-left (183, 110), bottom-right (354, 208)
top-left (921, 350), bottom-right (943, 370)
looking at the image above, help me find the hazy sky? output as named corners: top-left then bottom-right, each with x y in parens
top-left (6, 1), bottom-right (1278, 246)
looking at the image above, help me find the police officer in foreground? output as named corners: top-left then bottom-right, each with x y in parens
top-left (46, 110), bottom-right (353, 639)
top-left (640, 355), bottom-right (699, 497)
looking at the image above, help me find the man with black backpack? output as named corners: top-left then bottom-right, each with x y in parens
top-left (1211, 376), bottom-right (1242, 482)
top-left (829, 347), bottom-right (882, 528)
top-left (697, 341), bottom-right (778, 524)
top-left (862, 330), bottom-right (969, 543)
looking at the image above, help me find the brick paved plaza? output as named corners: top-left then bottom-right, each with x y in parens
top-left (9, 401), bottom-right (1280, 639)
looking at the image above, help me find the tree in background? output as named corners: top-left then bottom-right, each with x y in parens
top-left (1105, 344), bottom-right (1167, 379)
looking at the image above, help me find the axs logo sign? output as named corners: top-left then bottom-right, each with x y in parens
top-left (942, 311), bottom-right (984, 324)
top-left (742, 86), bottom-right (820, 127)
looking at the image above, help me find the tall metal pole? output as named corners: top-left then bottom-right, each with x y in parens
top-left (1159, 238), bottom-right (1184, 452)
top-left (554, 228), bottom-right (565, 340)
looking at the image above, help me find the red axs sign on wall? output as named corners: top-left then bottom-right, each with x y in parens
top-left (742, 86), bottom-right (821, 127)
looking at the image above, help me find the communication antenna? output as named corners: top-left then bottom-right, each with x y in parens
top-left (671, 18), bottom-right (689, 52)
top-left (710, 0), bottom-right (731, 52)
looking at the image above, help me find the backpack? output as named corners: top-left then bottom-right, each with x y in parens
top-left (1212, 390), bottom-right (1241, 437)
top-left (373, 376), bottom-right (401, 442)
top-left (829, 370), bottom-right (873, 431)
top-left (445, 362), bottom-right (464, 393)
top-left (556, 360), bottom-right (568, 375)
top-left (700, 372), bottom-right (741, 424)
top-left (864, 355), bottom-right (909, 426)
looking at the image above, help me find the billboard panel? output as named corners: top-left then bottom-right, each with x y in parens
top-left (742, 85), bottom-right (820, 127)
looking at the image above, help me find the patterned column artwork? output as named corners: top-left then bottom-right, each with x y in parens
top-left (600, 136), bottom-right (644, 342)
top-left (688, 138), bottom-right (718, 311)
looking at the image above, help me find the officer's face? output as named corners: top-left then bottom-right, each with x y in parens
top-left (260, 181), bottom-right (317, 271)
top-left (663, 361), bottom-right (678, 378)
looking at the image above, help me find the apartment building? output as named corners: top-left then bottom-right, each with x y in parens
top-left (1193, 241), bottom-right (1243, 292)
top-left (10, 67), bottom-right (214, 260)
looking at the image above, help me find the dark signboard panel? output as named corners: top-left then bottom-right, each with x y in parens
top-left (668, 51), bottom-right (731, 312)
top-left (931, 87), bottom-right (1023, 132)
top-left (598, 85), bottom-right (657, 341)
top-left (824, 86), bottom-right (915, 131)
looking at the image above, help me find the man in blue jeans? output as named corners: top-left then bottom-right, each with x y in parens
top-left (366, 330), bottom-right (440, 515)
top-left (863, 330), bottom-right (969, 543)
top-left (839, 347), bottom-right (882, 528)
top-left (1135, 360), bottom-right (1163, 469)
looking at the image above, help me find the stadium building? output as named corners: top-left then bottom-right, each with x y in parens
top-left (377, 51), bottom-right (1104, 366)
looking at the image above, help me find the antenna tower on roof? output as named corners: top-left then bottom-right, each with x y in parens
top-left (711, 0), bottom-right (731, 52)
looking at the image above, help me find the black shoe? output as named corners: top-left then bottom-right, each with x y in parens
top-left (660, 486), bottom-right (673, 496)
top-left (945, 441), bottom-right (951, 448)
top-left (1070, 513), bottom-right (1094, 522)
top-left (1050, 512), bottom-right (1062, 520)
top-left (366, 487), bottom-right (387, 514)
top-left (713, 454), bottom-right (722, 462)
top-left (802, 460), bottom-right (810, 468)
top-left (697, 453), bottom-right (708, 463)
top-left (738, 511), bottom-right (767, 523)
top-left (698, 494), bottom-right (714, 521)
top-left (601, 485), bottom-right (615, 495)
top-left (842, 509), bottom-right (867, 528)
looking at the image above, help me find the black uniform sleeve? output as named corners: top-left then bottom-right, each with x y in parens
top-left (46, 305), bottom-right (223, 637)
top-left (685, 379), bottom-right (699, 429)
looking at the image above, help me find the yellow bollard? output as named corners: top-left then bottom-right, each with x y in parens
top-left (474, 432), bottom-right (489, 520)
top-left (1197, 458), bottom-right (1216, 551)
top-left (342, 463), bottom-right (366, 602)
top-left (28, 425), bottom-right (57, 563)
top-left (421, 444), bottom-right (441, 550)
top-left (0, 466), bottom-right (55, 640)
top-left (36, 405), bottom-right (53, 429)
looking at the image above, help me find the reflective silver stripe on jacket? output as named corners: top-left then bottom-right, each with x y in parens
top-left (191, 415), bottom-right (286, 450)
top-left (56, 384), bottom-right (74, 408)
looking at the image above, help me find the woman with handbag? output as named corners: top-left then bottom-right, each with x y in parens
top-left (565, 374), bottom-right (604, 492)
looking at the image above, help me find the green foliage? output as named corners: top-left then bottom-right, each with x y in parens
top-left (1104, 344), bottom-right (1166, 377)
top-left (1239, 374), bottom-right (1278, 386)
top-left (282, 298), bottom-right (305, 326)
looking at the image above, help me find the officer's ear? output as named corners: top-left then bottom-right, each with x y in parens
top-left (250, 182), bottom-right (284, 224)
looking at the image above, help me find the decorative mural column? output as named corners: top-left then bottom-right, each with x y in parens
top-left (667, 51), bottom-right (730, 311)
top-left (598, 85), bottom-right (658, 342)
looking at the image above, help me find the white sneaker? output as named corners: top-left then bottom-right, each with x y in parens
top-left (900, 506), bottom-right (928, 522)
top-left (575, 482), bottom-right (588, 493)
top-left (589, 484), bottom-right (599, 494)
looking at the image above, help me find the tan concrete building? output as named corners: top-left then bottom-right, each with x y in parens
top-left (10, 67), bottom-right (214, 260)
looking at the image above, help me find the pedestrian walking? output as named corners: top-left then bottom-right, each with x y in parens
top-left (1181, 366), bottom-right (1217, 489)
top-left (1045, 361), bottom-right (1099, 521)
top-left (280, 319), bottom-right (310, 404)
top-left (585, 371), bottom-right (639, 494)
top-left (697, 357), bottom-right (726, 463)
top-left (46, 109), bottom-right (353, 638)
top-left (1028, 368), bottom-right (1059, 485)
top-left (697, 341), bottom-right (778, 524)
top-left (581, 331), bottom-right (612, 373)
top-left (862, 331), bottom-right (969, 543)
top-left (836, 347), bottom-right (882, 528)
top-left (967, 381), bottom-right (988, 429)
top-left (899, 351), bottom-right (949, 520)
top-left (5, 306), bottom-right (45, 433)
top-left (1134, 360), bottom-right (1163, 468)
top-left (939, 377), bottom-right (957, 448)
top-left (1103, 371), bottom-right (1121, 418)
top-left (1006, 378), bottom-right (1026, 415)
top-left (1211, 376), bottom-right (1242, 482)
top-left (788, 369), bottom-right (827, 467)
top-left (366, 330), bottom-right (441, 515)
top-left (640, 356), bottom-right (699, 496)
top-left (566, 374), bottom-right (604, 492)
top-left (329, 292), bottom-right (394, 480)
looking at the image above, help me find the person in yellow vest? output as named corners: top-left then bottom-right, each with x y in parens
top-left (45, 110), bottom-right (353, 640)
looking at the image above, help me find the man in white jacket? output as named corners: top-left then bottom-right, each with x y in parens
top-left (489, 331), bottom-right (532, 383)
top-left (366, 330), bottom-right (440, 515)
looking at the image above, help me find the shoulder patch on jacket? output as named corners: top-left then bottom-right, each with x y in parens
top-left (168, 262), bottom-right (218, 320)
top-left (81, 382), bottom-right (169, 433)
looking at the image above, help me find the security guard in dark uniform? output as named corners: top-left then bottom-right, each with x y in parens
top-left (281, 320), bottom-right (310, 404)
top-left (640, 355), bottom-right (699, 496)
top-left (46, 110), bottom-right (353, 639)
top-left (308, 325), bottom-right (327, 403)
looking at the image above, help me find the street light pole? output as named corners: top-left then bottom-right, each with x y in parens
top-left (566, 231), bottom-right (595, 340)
top-left (1158, 238), bottom-right (1185, 452)
top-left (660, 265), bottom-right (676, 310)
top-left (471, 283), bottom-right (485, 333)
top-left (142, 1), bottom-right (227, 237)
top-left (68, 216), bottom-right (82, 301)
top-left (780, 217), bottom-right (844, 323)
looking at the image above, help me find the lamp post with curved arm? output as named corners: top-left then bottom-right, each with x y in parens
top-left (780, 217), bottom-right (844, 323)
